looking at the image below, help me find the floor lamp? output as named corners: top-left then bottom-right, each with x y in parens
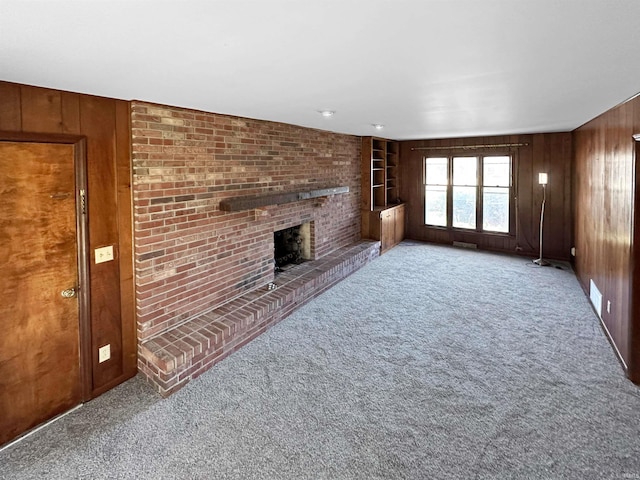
top-left (533, 172), bottom-right (550, 266)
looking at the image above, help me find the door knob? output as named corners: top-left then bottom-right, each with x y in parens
top-left (61, 288), bottom-right (77, 298)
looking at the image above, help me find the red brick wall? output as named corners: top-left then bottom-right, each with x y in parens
top-left (131, 102), bottom-right (361, 340)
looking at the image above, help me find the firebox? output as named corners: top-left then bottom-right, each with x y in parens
top-left (274, 223), bottom-right (311, 272)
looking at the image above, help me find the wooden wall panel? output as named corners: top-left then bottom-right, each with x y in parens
top-left (0, 83), bottom-right (21, 130)
top-left (80, 95), bottom-right (124, 389)
top-left (115, 101), bottom-right (137, 381)
top-left (399, 133), bottom-right (573, 260)
top-left (0, 81), bottom-right (135, 397)
top-left (20, 86), bottom-right (64, 133)
top-left (516, 134), bottom-right (533, 254)
top-left (60, 91), bottom-right (81, 133)
top-left (574, 93), bottom-right (640, 380)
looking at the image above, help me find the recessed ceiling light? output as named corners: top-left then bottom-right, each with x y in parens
top-left (319, 110), bottom-right (335, 118)
top-left (373, 124), bottom-right (384, 130)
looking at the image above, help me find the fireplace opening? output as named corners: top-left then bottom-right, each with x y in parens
top-left (274, 223), bottom-right (311, 273)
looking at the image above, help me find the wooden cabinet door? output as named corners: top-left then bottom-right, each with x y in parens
top-left (380, 208), bottom-right (395, 251)
top-left (394, 205), bottom-right (405, 245)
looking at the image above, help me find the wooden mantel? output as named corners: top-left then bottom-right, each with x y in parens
top-left (219, 186), bottom-right (350, 212)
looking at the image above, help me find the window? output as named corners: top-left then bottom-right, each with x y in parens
top-left (452, 157), bottom-right (477, 229)
top-left (424, 157), bottom-right (447, 226)
top-left (424, 155), bottom-right (512, 233)
top-left (482, 156), bottom-right (510, 233)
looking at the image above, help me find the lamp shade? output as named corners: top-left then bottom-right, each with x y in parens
top-left (538, 172), bottom-right (548, 185)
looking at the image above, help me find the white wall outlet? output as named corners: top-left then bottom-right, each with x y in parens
top-left (95, 245), bottom-right (114, 264)
top-left (98, 344), bottom-right (111, 363)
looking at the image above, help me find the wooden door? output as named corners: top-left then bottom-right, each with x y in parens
top-left (0, 141), bottom-right (86, 446)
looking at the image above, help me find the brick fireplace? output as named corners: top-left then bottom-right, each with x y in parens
top-left (131, 102), bottom-right (378, 395)
top-left (274, 222), bottom-right (312, 271)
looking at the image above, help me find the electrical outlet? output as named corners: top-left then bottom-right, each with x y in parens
top-left (99, 344), bottom-right (111, 363)
top-left (95, 246), bottom-right (114, 264)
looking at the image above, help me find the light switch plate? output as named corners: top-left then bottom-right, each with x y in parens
top-left (99, 344), bottom-right (111, 363)
top-left (95, 245), bottom-right (114, 264)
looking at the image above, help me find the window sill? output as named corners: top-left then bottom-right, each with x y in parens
top-left (423, 225), bottom-right (513, 237)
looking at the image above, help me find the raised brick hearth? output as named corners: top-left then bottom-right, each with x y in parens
top-left (139, 241), bottom-right (379, 396)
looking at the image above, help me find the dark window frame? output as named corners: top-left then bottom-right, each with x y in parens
top-left (424, 154), bottom-right (514, 234)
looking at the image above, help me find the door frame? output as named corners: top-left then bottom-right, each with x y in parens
top-left (0, 131), bottom-right (92, 401)
top-left (630, 134), bottom-right (640, 383)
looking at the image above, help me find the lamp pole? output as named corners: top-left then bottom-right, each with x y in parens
top-left (533, 173), bottom-right (550, 266)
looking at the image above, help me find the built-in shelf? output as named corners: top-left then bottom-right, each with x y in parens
top-left (219, 186), bottom-right (349, 212)
top-left (361, 136), bottom-right (404, 253)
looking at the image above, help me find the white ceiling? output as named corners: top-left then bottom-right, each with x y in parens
top-left (1, 0), bottom-right (640, 140)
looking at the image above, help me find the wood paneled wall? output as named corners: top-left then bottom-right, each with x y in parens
top-left (0, 81), bottom-right (136, 397)
top-left (399, 133), bottom-right (573, 260)
top-left (573, 94), bottom-right (640, 381)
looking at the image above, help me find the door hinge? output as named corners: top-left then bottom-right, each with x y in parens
top-left (79, 189), bottom-right (87, 214)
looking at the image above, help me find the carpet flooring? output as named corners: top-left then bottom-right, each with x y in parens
top-left (1, 241), bottom-right (639, 479)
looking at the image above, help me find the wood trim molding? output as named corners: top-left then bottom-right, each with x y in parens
top-left (0, 130), bottom-right (85, 144)
top-left (410, 142), bottom-right (529, 151)
top-left (629, 136), bottom-right (640, 382)
top-left (73, 138), bottom-right (92, 400)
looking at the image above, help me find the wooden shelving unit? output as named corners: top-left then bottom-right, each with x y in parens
top-left (385, 140), bottom-right (400, 205)
top-left (361, 136), bottom-right (404, 253)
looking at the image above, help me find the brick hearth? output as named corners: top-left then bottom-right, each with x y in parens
top-left (138, 241), bottom-right (379, 396)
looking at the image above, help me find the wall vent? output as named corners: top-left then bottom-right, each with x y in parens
top-left (589, 279), bottom-right (603, 318)
top-left (453, 241), bottom-right (477, 249)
